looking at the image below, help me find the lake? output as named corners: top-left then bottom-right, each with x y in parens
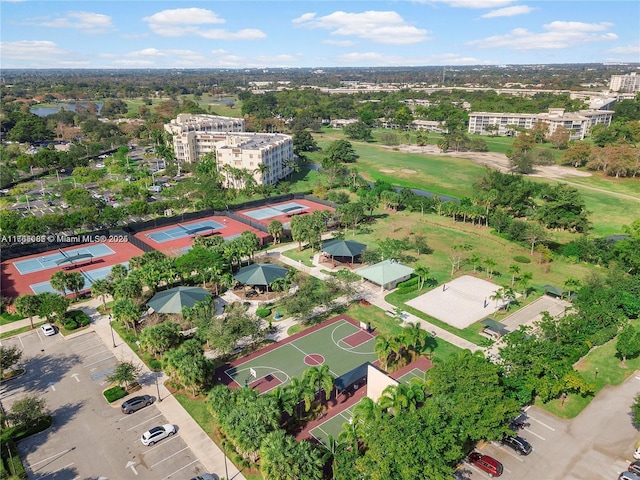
top-left (30, 102), bottom-right (104, 117)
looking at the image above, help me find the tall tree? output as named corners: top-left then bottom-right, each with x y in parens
top-left (616, 324), bottom-right (640, 366)
top-left (14, 294), bottom-right (41, 329)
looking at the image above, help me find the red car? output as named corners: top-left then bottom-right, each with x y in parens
top-left (468, 452), bottom-right (503, 477)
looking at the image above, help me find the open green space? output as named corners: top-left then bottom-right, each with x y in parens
top-left (539, 316), bottom-right (640, 419)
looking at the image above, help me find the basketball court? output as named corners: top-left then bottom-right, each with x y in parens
top-left (220, 315), bottom-right (378, 394)
top-left (405, 275), bottom-right (509, 329)
top-left (307, 360), bottom-right (431, 447)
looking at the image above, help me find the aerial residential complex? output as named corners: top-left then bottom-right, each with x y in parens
top-left (164, 114), bottom-right (294, 186)
top-left (467, 107), bottom-right (614, 140)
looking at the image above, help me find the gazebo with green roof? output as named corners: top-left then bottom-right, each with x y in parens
top-left (356, 259), bottom-right (414, 291)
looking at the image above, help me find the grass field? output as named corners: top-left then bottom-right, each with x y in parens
top-left (539, 316), bottom-right (640, 419)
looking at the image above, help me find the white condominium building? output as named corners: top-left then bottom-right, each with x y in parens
top-left (609, 73), bottom-right (640, 93)
top-left (164, 114), bottom-right (246, 164)
top-left (467, 108), bottom-right (613, 140)
top-left (215, 133), bottom-right (294, 187)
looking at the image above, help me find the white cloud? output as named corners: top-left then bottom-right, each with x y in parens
top-left (254, 53), bottom-right (304, 65)
top-left (467, 21), bottom-right (618, 50)
top-left (0, 40), bottom-right (69, 60)
top-left (322, 39), bottom-right (356, 47)
top-left (34, 11), bottom-right (113, 32)
top-left (293, 10), bottom-right (430, 45)
top-left (606, 44), bottom-right (640, 54)
top-left (143, 8), bottom-right (225, 25)
top-left (427, 0), bottom-right (515, 8)
top-left (481, 5), bottom-right (535, 18)
top-left (143, 8), bottom-right (265, 40)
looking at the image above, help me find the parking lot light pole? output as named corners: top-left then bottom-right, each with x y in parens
top-left (109, 315), bottom-right (116, 348)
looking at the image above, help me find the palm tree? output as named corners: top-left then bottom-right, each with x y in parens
top-left (517, 271), bottom-right (533, 299)
top-left (65, 271), bottom-right (86, 299)
top-left (91, 279), bottom-right (113, 310)
top-left (268, 219), bottom-right (284, 245)
top-left (401, 322), bottom-right (424, 356)
top-left (374, 336), bottom-right (393, 369)
top-left (469, 253), bottom-right (482, 274)
top-left (107, 264), bottom-right (128, 283)
top-left (286, 377), bottom-right (315, 420)
top-left (484, 257), bottom-right (497, 279)
top-left (563, 277), bottom-right (581, 299)
top-left (414, 265), bottom-right (430, 290)
top-left (508, 264), bottom-right (520, 286)
top-left (272, 386), bottom-right (296, 419)
top-left (352, 396), bottom-right (383, 426)
top-left (303, 365), bottom-right (334, 404)
top-left (50, 271), bottom-right (68, 297)
top-left (490, 288), bottom-right (505, 309)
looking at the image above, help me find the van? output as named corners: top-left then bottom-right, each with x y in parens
top-left (468, 452), bottom-right (503, 477)
top-left (147, 185), bottom-right (162, 193)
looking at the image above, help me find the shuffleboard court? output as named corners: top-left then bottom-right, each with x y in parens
top-left (223, 315), bottom-right (377, 395)
top-left (13, 244), bottom-right (115, 275)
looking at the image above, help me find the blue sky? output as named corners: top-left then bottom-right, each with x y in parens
top-left (1, 1), bottom-right (638, 69)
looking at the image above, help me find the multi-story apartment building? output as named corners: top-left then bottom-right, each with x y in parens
top-left (215, 133), bottom-right (294, 187)
top-left (164, 115), bottom-right (294, 186)
top-left (164, 114), bottom-right (245, 164)
top-left (467, 108), bottom-right (613, 140)
top-left (609, 72), bottom-right (640, 93)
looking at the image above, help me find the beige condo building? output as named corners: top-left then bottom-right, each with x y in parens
top-left (467, 108), bottom-right (613, 140)
top-left (164, 114), bottom-right (294, 186)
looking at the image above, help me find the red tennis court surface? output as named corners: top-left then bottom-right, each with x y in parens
top-left (0, 240), bottom-right (144, 298)
top-left (235, 198), bottom-right (334, 228)
top-left (134, 214), bottom-right (270, 257)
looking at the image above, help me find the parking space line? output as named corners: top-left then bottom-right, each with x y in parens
top-left (34, 462), bottom-right (74, 479)
top-left (150, 446), bottom-right (188, 469)
top-left (142, 435), bottom-right (179, 452)
top-left (523, 428), bottom-right (545, 440)
top-left (490, 443), bottom-right (524, 462)
top-left (74, 343), bottom-right (105, 354)
top-left (162, 459), bottom-right (199, 480)
top-left (29, 448), bottom-right (74, 467)
top-left (84, 357), bottom-right (114, 368)
top-left (82, 350), bottom-right (110, 359)
top-left (126, 413), bottom-right (163, 431)
top-left (530, 416), bottom-right (555, 431)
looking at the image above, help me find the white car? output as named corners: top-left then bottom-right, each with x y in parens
top-left (140, 424), bottom-right (175, 446)
top-left (41, 324), bottom-right (56, 336)
top-left (634, 446), bottom-right (640, 460)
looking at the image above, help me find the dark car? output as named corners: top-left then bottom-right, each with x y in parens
top-left (468, 452), bottom-right (503, 477)
top-left (620, 471), bottom-right (640, 480)
top-left (629, 462), bottom-right (640, 476)
top-left (121, 395), bottom-right (154, 414)
top-left (501, 435), bottom-right (532, 455)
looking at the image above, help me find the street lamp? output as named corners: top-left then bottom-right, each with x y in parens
top-left (222, 441), bottom-right (229, 480)
top-left (109, 315), bottom-right (116, 348)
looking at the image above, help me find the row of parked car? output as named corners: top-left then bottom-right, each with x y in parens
top-left (464, 415), bottom-right (534, 477)
top-left (619, 448), bottom-right (640, 480)
top-left (120, 396), bottom-right (219, 479)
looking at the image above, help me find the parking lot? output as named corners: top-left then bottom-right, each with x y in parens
top-left (460, 373), bottom-right (640, 479)
top-left (0, 330), bottom-right (209, 480)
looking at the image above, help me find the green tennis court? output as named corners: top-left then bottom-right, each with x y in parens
top-left (223, 315), bottom-right (378, 394)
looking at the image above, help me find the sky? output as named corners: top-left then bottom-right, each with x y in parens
top-left (0, 0), bottom-right (639, 69)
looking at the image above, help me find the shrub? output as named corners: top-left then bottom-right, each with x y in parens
top-left (256, 307), bottom-right (272, 318)
top-left (64, 319), bottom-right (79, 330)
top-left (103, 385), bottom-right (127, 403)
top-left (513, 255), bottom-right (532, 264)
top-left (396, 276), bottom-right (419, 294)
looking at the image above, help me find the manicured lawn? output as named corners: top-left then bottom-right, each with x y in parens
top-left (538, 317), bottom-right (640, 419)
top-left (0, 320), bottom-right (47, 340)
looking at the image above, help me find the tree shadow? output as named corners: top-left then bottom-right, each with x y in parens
top-left (3, 353), bottom-right (82, 397)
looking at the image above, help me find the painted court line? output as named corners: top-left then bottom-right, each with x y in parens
top-left (286, 342), bottom-right (340, 377)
